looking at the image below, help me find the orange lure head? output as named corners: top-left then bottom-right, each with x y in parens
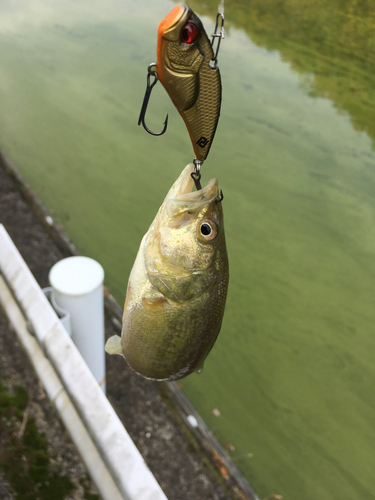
top-left (157, 5), bottom-right (221, 162)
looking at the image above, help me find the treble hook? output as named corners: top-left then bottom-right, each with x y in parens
top-left (138, 63), bottom-right (168, 136)
top-left (191, 159), bottom-right (203, 190)
top-left (191, 159), bottom-right (224, 201)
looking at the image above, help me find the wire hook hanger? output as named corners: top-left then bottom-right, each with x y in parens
top-left (210, 4), bottom-right (225, 69)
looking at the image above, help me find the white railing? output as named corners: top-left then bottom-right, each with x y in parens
top-left (0, 224), bottom-right (168, 500)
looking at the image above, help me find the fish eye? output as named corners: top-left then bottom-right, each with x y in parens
top-left (180, 23), bottom-right (199, 44)
top-left (199, 219), bottom-right (218, 241)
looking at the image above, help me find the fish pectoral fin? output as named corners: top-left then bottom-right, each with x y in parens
top-left (142, 286), bottom-right (167, 306)
top-left (105, 335), bottom-right (123, 356)
top-left (194, 363), bottom-right (204, 374)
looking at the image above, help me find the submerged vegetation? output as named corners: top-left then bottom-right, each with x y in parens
top-left (184, 0), bottom-right (375, 147)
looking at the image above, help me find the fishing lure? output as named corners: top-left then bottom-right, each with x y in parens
top-left (109, 5), bottom-right (229, 381)
top-left (138, 4), bottom-right (225, 163)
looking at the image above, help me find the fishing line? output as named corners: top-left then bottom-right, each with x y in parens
top-left (219, 0), bottom-right (224, 16)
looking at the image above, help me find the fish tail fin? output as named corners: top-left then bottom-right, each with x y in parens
top-left (105, 335), bottom-right (123, 356)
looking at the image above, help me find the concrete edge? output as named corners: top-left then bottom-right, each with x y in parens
top-left (0, 224), bottom-right (168, 500)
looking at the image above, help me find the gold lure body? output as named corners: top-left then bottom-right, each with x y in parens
top-left (157, 5), bottom-right (221, 162)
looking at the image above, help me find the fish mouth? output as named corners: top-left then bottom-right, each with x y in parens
top-left (164, 164), bottom-right (219, 218)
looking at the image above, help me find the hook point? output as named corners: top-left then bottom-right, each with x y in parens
top-left (138, 65), bottom-right (168, 136)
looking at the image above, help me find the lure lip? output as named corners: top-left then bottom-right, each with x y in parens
top-left (158, 5), bottom-right (190, 41)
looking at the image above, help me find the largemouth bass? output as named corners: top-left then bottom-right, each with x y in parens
top-left (105, 164), bottom-right (229, 381)
top-left (157, 5), bottom-right (221, 162)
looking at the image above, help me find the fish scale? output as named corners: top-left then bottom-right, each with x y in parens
top-left (105, 164), bottom-right (229, 381)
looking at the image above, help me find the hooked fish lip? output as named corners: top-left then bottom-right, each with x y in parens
top-left (164, 164), bottom-right (220, 217)
top-left (159, 165), bottom-right (220, 224)
top-left (177, 178), bottom-right (219, 201)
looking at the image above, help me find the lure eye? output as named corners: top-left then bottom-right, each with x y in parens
top-left (180, 23), bottom-right (199, 44)
top-left (199, 220), bottom-right (218, 241)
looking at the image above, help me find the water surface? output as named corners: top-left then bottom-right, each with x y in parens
top-left (0, 1), bottom-right (374, 498)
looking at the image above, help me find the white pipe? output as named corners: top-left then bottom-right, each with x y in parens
top-left (0, 276), bottom-right (123, 500)
top-left (0, 224), bottom-right (168, 500)
top-left (49, 257), bottom-right (106, 392)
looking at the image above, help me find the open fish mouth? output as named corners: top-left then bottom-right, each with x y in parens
top-left (164, 164), bottom-right (220, 218)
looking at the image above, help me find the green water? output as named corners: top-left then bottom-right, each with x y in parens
top-left (1, 1), bottom-right (375, 498)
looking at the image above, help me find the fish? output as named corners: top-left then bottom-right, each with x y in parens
top-left (156, 5), bottom-right (221, 162)
top-left (105, 164), bottom-right (229, 381)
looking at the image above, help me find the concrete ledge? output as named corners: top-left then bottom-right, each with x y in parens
top-left (0, 224), bottom-right (168, 500)
top-left (0, 275), bottom-right (123, 500)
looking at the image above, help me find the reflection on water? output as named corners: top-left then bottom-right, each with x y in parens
top-left (186, 0), bottom-right (375, 148)
top-left (0, 1), bottom-right (375, 499)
